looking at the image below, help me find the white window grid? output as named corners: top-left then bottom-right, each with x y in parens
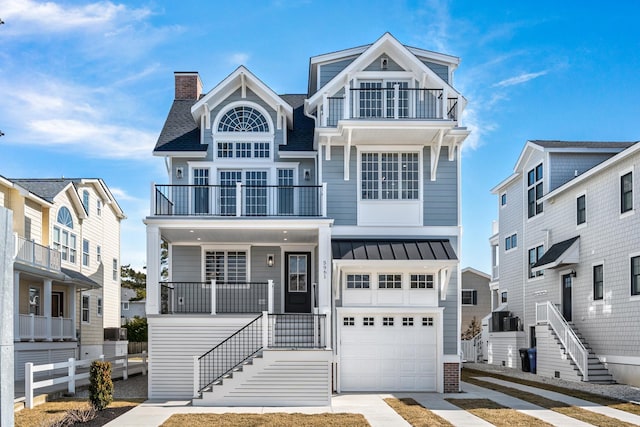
top-left (96, 245), bottom-right (101, 263)
top-left (97, 200), bottom-right (102, 216)
top-left (527, 163), bottom-right (544, 218)
top-left (343, 317), bottom-right (355, 326)
top-left (402, 317), bottom-right (414, 326)
top-left (422, 317), bottom-right (434, 326)
top-left (410, 274), bottom-right (434, 289)
top-left (82, 239), bottom-right (90, 266)
top-left (386, 81), bottom-right (409, 118)
top-left (54, 226), bottom-right (77, 263)
top-left (254, 142), bottom-right (270, 158)
top-left (81, 295), bottom-right (90, 323)
top-left (383, 317), bottom-right (394, 326)
top-left (346, 274), bottom-right (370, 289)
top-left (217, 142), bottom-right (233, 158)
top-left (363, 317), bottom-right (375, 326)
top-left (378, 274), bottom-right (402, 289)
top-left (244, 171), bottom-right (267, 215)
top-left (218, 106), bottom-right (269, 132)
top-left (205, 251), bottom-right (247, 283)
top-left (359, 81), bottom-right (383, 118)
top-left (112, 258), bottom-right (118, 281)
top-left (97, 297), bottom-right (103, 316)
top-left (235, 142), bottom-right (252, 158)
top-left (361, 152), bottom-right (418, 200)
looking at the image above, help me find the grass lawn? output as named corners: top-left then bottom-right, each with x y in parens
top-left (446, 398), bottom-right (552, 427)
top-left (15, 398), bottom-right (144, 427)
top-left (463, 369), bottom-right (638, 427)
top-left (384, 397), bottom-right (453, 427)
top-left (463, 368), bottom-right (640, 416)
top-left (160, 413), bottom-right (370, 427)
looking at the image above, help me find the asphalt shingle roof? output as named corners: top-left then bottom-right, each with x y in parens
top-left (61, 267), bottom-right (100, 288)
top-left (154, 100), bottom-right (205, 153)
top-left (532, 140), bottom-right (638, 149)
top-left (532, 236), bottom-right (580, 269)
top-left (10, 178), bottom-right (77, 202)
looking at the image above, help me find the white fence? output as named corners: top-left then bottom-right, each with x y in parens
top-left (461, 333), bottom-right (482, 362)
top-left (24, 352), bottom-right (147, 409)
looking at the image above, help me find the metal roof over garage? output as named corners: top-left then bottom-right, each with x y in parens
top-left (331, 239), bottom-right (457, 261)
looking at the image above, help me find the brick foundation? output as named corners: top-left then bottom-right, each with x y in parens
top-left (443, 362), bottom-right (460, 393)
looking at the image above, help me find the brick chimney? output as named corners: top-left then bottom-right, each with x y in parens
top-left (174, 72), bottom-right (203, 100)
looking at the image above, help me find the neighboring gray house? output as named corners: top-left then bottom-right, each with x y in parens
top-left (460, 267), bottom-right (490, 337)
top-left (489, 140), bottom-right (640, 386)
top-left (120, 287), bottom-right (146, 324)
top-left (144, 33), bottom-right (470, 405)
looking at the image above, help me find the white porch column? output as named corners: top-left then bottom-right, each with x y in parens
top-left (14, 271), bottom-right (20, 341)
top-left (317, 224), bottom-right (332, 312)
top-left (146, 225), bottom-right (161, 315)
top-left (44, 279), bottom-right (52, 341)
top-left (69, 284), bottom-right (76, 340)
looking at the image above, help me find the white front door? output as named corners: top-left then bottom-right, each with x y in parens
top-left (339, 313), bottom-right (438, 391)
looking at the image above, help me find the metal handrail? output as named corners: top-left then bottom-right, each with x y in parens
top-left (536, 301), bottom-right (589, 381)
top-left (197, 314), bottom-right (263, 392)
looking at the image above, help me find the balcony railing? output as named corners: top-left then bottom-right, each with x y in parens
top-left (14, 234), bottom-right (61, 272)
top-left (19, 314), bottom-right (74, 341)
top-left (160, 280), bottom-right (274, 314)
top-left (153, 184), bottom-right (326, 217)
top-left (323, 87), bottom-right (459, 126)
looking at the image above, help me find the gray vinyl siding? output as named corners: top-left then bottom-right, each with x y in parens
top-left (171, 158), bottom-right (190, 185)
top-left (461, 271), bottom-right (491, 334)
top-left (171, 245), bottom-right (201, 282)
top-left (548, 152), bottom-right (616, 191)
top-left (440, 261), bottom-right (458, 355)
top-left (323, 146), bottom-right (357, 225)
top-left (318, 57), bottom-right (357, 89)
top-left (15, 347), bottom-right (76, 380)
top-left (535, 325), bottom-right (581, 381)
top-left (424, 146), bottom-right (458, 226)
top-left (363, 55), bottom-right (405, 72)
top-left (250, 246), bottom-right (282, 313)
top-left (202, 88), bottom-right (284, 162)
top-left (419, 60), bottom-right (449, 83)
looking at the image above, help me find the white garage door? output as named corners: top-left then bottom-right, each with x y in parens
top-left (340, 314), bottom-right (438, 391)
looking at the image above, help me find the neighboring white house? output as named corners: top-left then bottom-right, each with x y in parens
top-left (121, 287), bottom-right (146, 324)
top-left (145, 33), bottom-right (469, 405)
top-left (488, 140), bottom-right (640, 386)
top-left (1, 176), bottom-right (125, 379)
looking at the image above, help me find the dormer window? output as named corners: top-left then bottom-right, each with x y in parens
top-left (214, 103), bottom-right (274, 161)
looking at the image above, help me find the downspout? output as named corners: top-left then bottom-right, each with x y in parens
top-left (163, 156), bottom-right (170, 176)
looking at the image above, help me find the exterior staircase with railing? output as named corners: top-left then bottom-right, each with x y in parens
top-left (536, 302), bottom-right (615, 384)
top-left (192, 312), bottom-right (332, 406)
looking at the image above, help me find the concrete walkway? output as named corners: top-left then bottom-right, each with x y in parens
top-left (478, 376), bottom-right (640, 425)
top-left (105, 394), bottom-right (411, 427)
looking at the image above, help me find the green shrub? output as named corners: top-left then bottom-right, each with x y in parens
top-left (89, 360), bottom-right (113, 410)
top-left (124, 316), bottom-right (148, 342)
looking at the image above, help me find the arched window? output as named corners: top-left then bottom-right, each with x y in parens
top-left (218, 106), bottom-right (269, 132)
top-left (57, 207), bottom-right (73, 229)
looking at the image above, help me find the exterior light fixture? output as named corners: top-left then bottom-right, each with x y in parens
top-left (267, 254), bottom-right (274, 267)
top-left (570, 269), bottom-right (577, 278)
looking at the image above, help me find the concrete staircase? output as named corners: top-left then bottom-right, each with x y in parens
top-left (549, 323), bottom-right (615, 384)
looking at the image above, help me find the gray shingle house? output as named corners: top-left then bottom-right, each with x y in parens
top-left (145, 33), bottom-right (470, 404)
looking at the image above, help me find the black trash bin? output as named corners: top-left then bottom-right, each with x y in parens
top-left (519, 348), bottom-right (530, 372)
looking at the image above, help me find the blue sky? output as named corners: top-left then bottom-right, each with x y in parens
top-left (1, 0), bottom-right (639, 272)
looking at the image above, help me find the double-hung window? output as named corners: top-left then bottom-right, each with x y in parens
top-left (527, 163), bottom-right (544, 218)
top-left (82, 239), bottom-right (90, 266)
top-left (528, 245), bottom-right (544, 278)
top-left (632, 256), bottom-right (640, 296)
top-left (462, 289), bottom-right (478, 305)
top-left (361, 152), bottom-right (419, 200)
top-left (53, 207), bottom-right (76, 263)
top-left (205, 250), bottom-right (247, 283)
top-left (112, 258), bottom-right (118, 281)
top-left (505, 233), bottom-right (517, 251)
top-left (621, 172), bottom-right (633, 214)
top-left (82, 190), bottom-right (90, 215)
top-left (577, 195), bottom-right (586, 225)
top-left (82, 295), bottom-right (90, 323)
top-left (593, 265), bottom-right (603, 300)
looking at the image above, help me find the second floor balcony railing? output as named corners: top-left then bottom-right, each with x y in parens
top-left (14, 234), bottom-right (62, 272)
top-left (153, 183), bottom-right (326, 217)
top-left (323, 87), bottom-right (459, 126)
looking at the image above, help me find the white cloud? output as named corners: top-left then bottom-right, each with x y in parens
top-left (227, 52), bottom-right (250, 66)
top-left (460, 105), bottom-right (497, 153)
top-left (0, 0), bottom-right (150, 35)
top-left (109, 187), bottom-right (138, 202)
top-left (493, 70), bottom-right (548, 88)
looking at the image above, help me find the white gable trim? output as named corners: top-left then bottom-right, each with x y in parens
top-left (191, 66), bottom-right (293, 128)
top-left (307, 33), bottom-right (462, 109)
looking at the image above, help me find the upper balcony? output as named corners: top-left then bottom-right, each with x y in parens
top-left (14, 234), bottom-right (61, 273)
top-left (321, 87), bottom-right (459, 127)
top-left (152, 183), bottom-right (327, 218)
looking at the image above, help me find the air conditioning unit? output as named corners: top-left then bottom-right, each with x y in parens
top-left (503, 316), bottom-right (518, 332)
top-left (491, 311), bottom-right (510, 332)
top-left (104, 327), bottom-right (127, 341)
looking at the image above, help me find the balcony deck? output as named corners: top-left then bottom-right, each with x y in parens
top-left (15, 235), bottom-right (61, 272)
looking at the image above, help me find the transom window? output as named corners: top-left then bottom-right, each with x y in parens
top-left (410, 274), bottom-right (434, 289)
top-left (378, 274), bottom-right (402, 289)
top-left (57, 207), bottom-right (73, 229)
top-left (361, 152), bottom-right (419, 200)
top-left (218, 106), bottom-right (269, 132)
top-left (346, 274), bottom-right (370, 289)
top-left (527, 163), bottom-right (544, 218)
top-left (217, 141), bottom-right (271, 159)
top-left (205, 250), bottom-right (247, 283)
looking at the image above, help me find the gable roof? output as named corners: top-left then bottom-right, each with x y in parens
top-left (306, 32), bottom-right (464, 110)
top-left (153, 99), bottom-right (205, 154)
top-left (191, 66), bottom-right (293, 129)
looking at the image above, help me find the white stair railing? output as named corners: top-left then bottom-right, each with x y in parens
top-left (536, 301), bottom-right (589, 381)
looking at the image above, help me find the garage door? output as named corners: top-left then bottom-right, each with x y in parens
top-left (340, 314), bottom-right (438, 391)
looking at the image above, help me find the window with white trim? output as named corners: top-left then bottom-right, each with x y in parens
top-left (53, 207), bottom-right (76, 263)
top-left (378, 274), bottom-right (402, 289)
top-left (96, 245), bottom-right (101, 263)
top-left (82, 190), bottom-right (90, 215)
top-left (97, 297), bottom-right (103, 317)
top-left (402, 317), bottom-right (414, 326)
top-left (593, 264), bottom-right (603, 301)
top-left (505, 233), bottom-right (517, 251)
top-left (122, 302), bottom-right (129, 311)
top-left (462, 289), bottom-right (478, 305)
top-left (577, 195), bottom-right (586, 225)
top-left (82, 295), bottom-right (90, 323)
top-left (632, 256), bottom-right (640, 296)
top-left (218, 106), bottom-right (269, 132)
top-left (383, 317), bottom-right (394, 326)
top-left (82, 239), bottom-right (90, 266)
top-left (361, 152), bottom-right (419, 200)
top-left (621, 172), bottom-right (633, 214)
top-left (205, 250), bottom-right (247, 283)
top-left (528, 245), bottom-right (544, 278)
top-left (343, 317), bottom-right (354, 326)
top-left (97, 199), bottom-right (102, 216)
top-left (410, 274), bottom-right (434, 289)
top-left (363, 317), bottom-right (375, 326)
top-left (346, 274), bottom-right (370, 289)
top-left (422, 317), bottom-right (434, 326)
top-left (112, 258), bottom-right (118, 281)
top-left (527, 163), bottom-right (543, 218)
top-left (501, 291), bottom-right (508, 303)
top-left (500, 193), bottom-right (507, 206)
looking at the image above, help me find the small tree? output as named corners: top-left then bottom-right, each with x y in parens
top-left (461, 316), bottom-right (482, 340)
top-left (89, 360), bottom-right (113, 411)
